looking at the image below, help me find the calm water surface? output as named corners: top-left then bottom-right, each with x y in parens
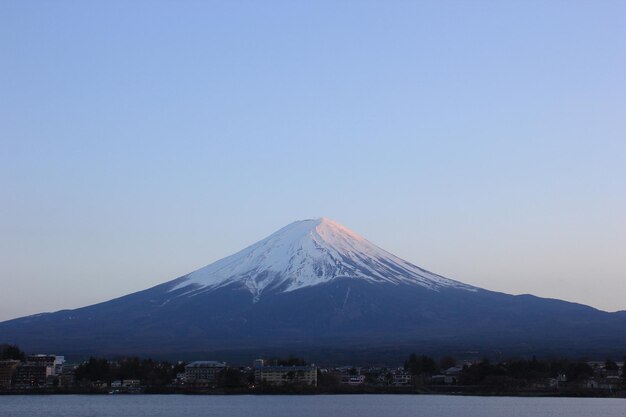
top-left (1, 394), bottom-right (625, 417)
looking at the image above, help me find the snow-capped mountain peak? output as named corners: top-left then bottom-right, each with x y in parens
top-left (171, 217), bottom-right (476, 300)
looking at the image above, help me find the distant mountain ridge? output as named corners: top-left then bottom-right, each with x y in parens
top-left (1, 218), bottom-right (625, 361)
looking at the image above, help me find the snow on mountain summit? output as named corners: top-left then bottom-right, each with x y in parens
top-left (170, 217), bottom-right (476, 300)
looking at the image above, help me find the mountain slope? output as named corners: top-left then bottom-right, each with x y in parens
top-left (1, 218), bottom-right (625, 361)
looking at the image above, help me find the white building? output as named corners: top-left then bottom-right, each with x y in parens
top-left (392, 369), bottom-right (412, 385)
top-left (26, 354), bottom-right (65, 376)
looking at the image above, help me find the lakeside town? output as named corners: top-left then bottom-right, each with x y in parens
top-left (1, 344), bottom-right (625, 397)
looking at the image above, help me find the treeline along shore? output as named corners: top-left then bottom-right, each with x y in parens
top-left (1, 344), bottom-right (625, 397)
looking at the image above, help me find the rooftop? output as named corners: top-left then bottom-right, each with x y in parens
top-left (185, 361), bottom-right (226, 368)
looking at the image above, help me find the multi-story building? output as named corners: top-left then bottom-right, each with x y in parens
top-left (254, 364), bottom-right (317, 386)
top-left (184, 361), bottom-right (226, 386)
top-left (26, 354), bottom-right (65, 376)
top-left (12, 364), bottom-right (48, 388)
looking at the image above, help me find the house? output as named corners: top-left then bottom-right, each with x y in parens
top-left (391, 369), bottom-right (412, 385)
top-left (122, 379), bottom-right (141, 392)
top-left (341, 375), bottom-right (365, 385)
top-left (443, 366), bottom-right (463, 384)
top-left (584, 378), bottom-right (621, 391)
top-left (122, 379), bottom-right (140, 388)
top-left (335, 366), bottom-right (364, 385)
top-left (172, 372), bottom-right (186, 386)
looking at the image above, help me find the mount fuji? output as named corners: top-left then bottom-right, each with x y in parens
top-left (170, 217), bottom-right (476, 300)
top-left (2, 218), bottom-right (626, 361)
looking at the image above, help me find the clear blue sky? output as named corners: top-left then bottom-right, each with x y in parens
top-left (1, 0), bottom-right (625, 320)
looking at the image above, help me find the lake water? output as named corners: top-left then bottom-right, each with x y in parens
top-left (1, 394), bottom-right (625, 417)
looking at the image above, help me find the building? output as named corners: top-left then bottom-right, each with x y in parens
top-left (254, 364), bottom-right (317, 386)
top-left (26, 354), bottom-right (65, 376)
top-left (334, 366), bottom-right (364, 385)
top-left (12, 364), bottom-right (48, 388)
top-left (122, 379), bottom-right (141, 392)
top-left (443, 366), bottom-right (462, 384)
top-left (391, 369), bottom-right (412, 385)
top-left (0, 360), bottom-right (20, 388)
top-left (341, 375), bottom-right (365, 385)
top-left (57, 372), bottom-right (75, 389)
top-left (57, 363), bottom-right (77, 389)
top-left (172, 372), bottom-right (186, 386)
top-left (584, 377), bottom-right (621, 391)
top-left (184, 361), bottom-right (226, 387)
top-left (26, 355), bottom-right (56, 367)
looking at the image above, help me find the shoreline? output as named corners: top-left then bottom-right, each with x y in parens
top-left (2, 387), bottom-right (625, 399)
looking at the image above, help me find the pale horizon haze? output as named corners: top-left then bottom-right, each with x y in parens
top-left (1, 0), bottom-right (625, 321)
